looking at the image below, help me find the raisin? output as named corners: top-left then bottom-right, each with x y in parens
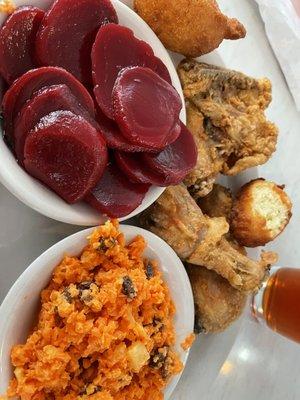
top-left (54, 306), bottom-right (64, 328)
top-left (81, 294), bottom-right (93, 303)
top-left (122, 276), bottom-right (136, 299)
top-left (161, 362), bottom-right (169, 379)
top-left (98, 238), bottom-right (108, 251)
top-left (98, 237), bottom-right (117, 251)
top-left (77, 281), bottom-right (97, 303)
top-left (62, 287), bottom-right (72, 303)
top-left (78, 281), bottom-right (92, 291)
top-left (153, 317), bottom-right (162, 327)
top-left (144, 261), bottom-right (154, 279)
top-left (149, 347), bottom-right (168, 369)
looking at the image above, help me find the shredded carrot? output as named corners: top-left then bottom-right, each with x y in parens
top-left (181, 333), bottom-right (196, 351)
top-left (5, 220), bottom-right (182, 400)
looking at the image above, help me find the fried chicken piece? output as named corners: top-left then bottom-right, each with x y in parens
top-left (178, 60), bottom-right (278, 187)
top-left (196, 183), bottom-right (246, 254)
top-left (140, 183), bottom-right (209, 259)
top-left (231, 179), bottom-right (292, 247)
top-left (182, 185), bottom-right (246, 333)
top-left (139, 185), bottom-right (278, 291)
top-left (197, 184), bottom-right (233, 219)
top-left (134, 0), bottom-right (246, 57)
top-left (183, 102), bottom-right (221, 197)
top-left (186, 264), bottom-right (247, 333)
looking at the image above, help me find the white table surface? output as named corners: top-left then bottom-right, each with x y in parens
top-left (1, 0), bottom-right (300, 399)
top-left (198, 1), bottom-right (300, 399)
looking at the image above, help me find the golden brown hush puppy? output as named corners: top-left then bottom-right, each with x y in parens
top-left (231, 179), bottom-right (292, 247)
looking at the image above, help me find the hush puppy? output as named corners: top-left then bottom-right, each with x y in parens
top-left (231, 179), bottom-right (292, 247)
top-left (134, 0), bottom-right (246, 57)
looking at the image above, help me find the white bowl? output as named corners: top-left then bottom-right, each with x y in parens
top-left (0, 0), bottom-right (186, 226)
top-left (0, 224), bottom-right (194, 399)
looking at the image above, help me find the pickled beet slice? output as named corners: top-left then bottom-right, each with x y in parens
top-left (115, 151), bottom-right (169, 186)
top-left (35, 0), bottom-right (118, 87)
top-left (92, 23), bottom-right (172, 119)
top-left (15, 84), bottom-right (98, 165)
top-left (113, 67), bottom-right (182, 150)
top-left (96, 108), bottom-right (159, 152)
top-left (0, 76), bottom-right (7, 103)
top-left (142, 122), bottom-right (198, 183)
top-left (85, 162), bottom-right (149, 218)
top-left (24, 111), bottom-right (107, 204)
top-left (0, 6), bottom-right (44, 84)
top-left (2, 66), bottom-right (95, 143)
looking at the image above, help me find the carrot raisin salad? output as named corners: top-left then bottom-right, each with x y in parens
top-left (5, 220), bottom-right (183, 400)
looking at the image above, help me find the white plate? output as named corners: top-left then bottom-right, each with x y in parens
top-left (0, 0), bottom-right (186, 226)
top-left (0, 1), bottom-right (260, 399)
top-left (0, 224), bottom-right (194, 399)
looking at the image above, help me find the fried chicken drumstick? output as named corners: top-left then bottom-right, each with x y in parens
top-left (186, 185), bottom-right (247, 333)
top-left (140, 185), bottom-right (277, 292)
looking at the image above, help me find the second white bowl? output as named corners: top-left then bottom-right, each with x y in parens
top-left (0, 224), bottom-right (194, 399)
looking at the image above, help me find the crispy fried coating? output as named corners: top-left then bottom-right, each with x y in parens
top-left (134, 0), bottom-right (246, 57)
top-left (139, 185), bottom-right (278, 292)
top-left (187, 214), bottom-right (277, 291)
top-left (178, 60), bottom-right (278, 194)
top-left (197, 184), bottom-right (233, 219)
top-left (196, 183), bottom-right (246, 255)
top-left (140, 184), bottom-right (209, 260)
top-left (231, 179), bottom-right (292, 247)
top-left (186, 264), bottom-right (247, 333)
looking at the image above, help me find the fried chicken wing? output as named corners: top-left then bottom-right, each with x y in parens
top-left (140, 185), bottom-right (278, 292)
top-left (134, 0), bottom-right (246, 57)
top-left (186, 263), bottom-right (247, 333)
top-left (178, 60), bottom-right (278, 197)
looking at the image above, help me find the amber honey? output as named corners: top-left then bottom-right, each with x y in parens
top-left (263, 268), bottom-right (300, 343)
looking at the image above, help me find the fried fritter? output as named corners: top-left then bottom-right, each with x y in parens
top-left (134, 0), bottom-right (246, 57)
top-left (231, 179), bottom-right (292, 247)
top-left (186, 264), bottom-right (247, 333)
top-left (178, 60), bottom-right (278, 197)
top-left (139, 185), bottom-right (278, 291)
